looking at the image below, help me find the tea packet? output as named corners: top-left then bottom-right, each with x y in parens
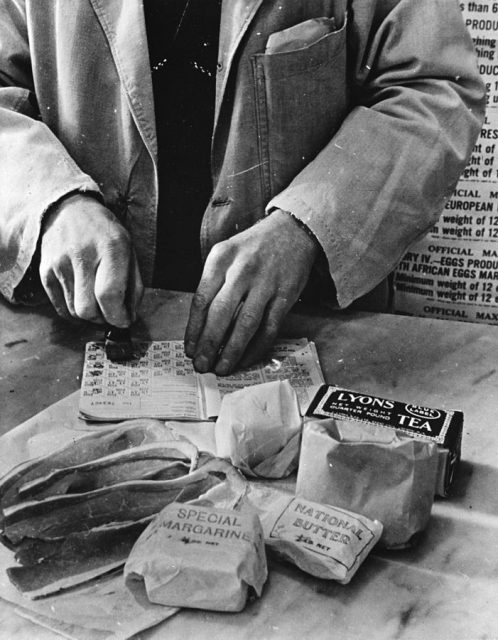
top-left (215, 380), bottom-right (302, 478)
top-left (124, 502), bottom-right (267, 612)
top-left (296, 419), bottom-right (439, 549)
top-left (307, 385), bottom-right (463, 496)
top-left (245, 486), bottom-right (382, 584)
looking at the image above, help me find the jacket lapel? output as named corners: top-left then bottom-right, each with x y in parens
top-left (88, 0), bottom-right (264, 167)
top-left (88, 0), bottom-right (157, 164)
top-left (215, 0), bottom-right (264, 132)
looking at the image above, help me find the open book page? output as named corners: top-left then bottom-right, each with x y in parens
top-left (79, 339), bottom-right (324, 422)
top-left (202, 339), bottom-right (325, 417)
top-left (79, 341), bottom-right (203, 421)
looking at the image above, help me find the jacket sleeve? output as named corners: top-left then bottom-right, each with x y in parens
top-left (0, 0), bottom-right (101, 303)
top-left (268, 0), bottom-right (486, 308)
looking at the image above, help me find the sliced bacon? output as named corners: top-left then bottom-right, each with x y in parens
top-left (17, 442), bottom-right (196, 500)
top-left (3, 459), bottom-right (237, 545)
top-left (8, 518), bottom-right (153, 598)
top-left (0, 420), bottom-right (174, 514)
top-left (1, 421), bottom-right (246, 599)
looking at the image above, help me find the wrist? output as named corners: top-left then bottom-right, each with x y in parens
top-left (270, 208), bottom-right (320, 257)
top-left (42, 191), bottom-right (104, 232)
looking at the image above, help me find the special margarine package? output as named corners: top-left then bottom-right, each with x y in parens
top-left (215, 380), bottom-right (302, 478)
top-left (124, 502), bottom-right (267, 612)
top-left (296, 419), bottom-right (439, 549)
top-left (245, 486), bottom-right (382, 584)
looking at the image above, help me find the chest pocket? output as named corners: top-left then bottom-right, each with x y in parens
top-left (251, 14), bottom-right (349, 200)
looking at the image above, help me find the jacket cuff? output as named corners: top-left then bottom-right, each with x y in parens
top-left (4, 181), bottom-right (102, 305)
top-left (265, 204), bottom-right (338, 306)
top-left (266, 193), bottom-right (366, 308)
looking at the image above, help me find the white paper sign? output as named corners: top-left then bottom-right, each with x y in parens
top-left (394, 2), bottom-right (498, 323)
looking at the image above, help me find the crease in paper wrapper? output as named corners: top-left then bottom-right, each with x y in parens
top-left (214, 380), bottom-right (302, 478)
top-left (296, 419), bottom-right (439, 548)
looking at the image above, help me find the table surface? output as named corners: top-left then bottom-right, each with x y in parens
top-left (1, 289), bottom-right (498, 640)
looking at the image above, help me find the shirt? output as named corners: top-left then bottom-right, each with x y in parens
top-left (144, 0), bottom-right (222, 292)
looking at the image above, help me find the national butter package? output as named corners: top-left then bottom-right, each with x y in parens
top-left (245, 486), bottom-right (382, 584)
top-left (124, 502), bottom-right (267, 612)
top-left (215, 380), bottom-right (302, 478)
top-left (296, 419), bottom-right (439, 549)
top-left (307, 385), bottom-right (463, 497)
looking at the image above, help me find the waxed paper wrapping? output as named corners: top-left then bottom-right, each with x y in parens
top-left (296, 419), bottom-right (439, 549)
top-left (0, 417), bottom-right (180, 639)
top-left (214, 380), bottom-right (302, 478)
top-left (245, 485), bottom-right (382, 584)
top-left (125, 502), bottom-right (267, 611)
top-left (0, 412), bottom-right (247, 639)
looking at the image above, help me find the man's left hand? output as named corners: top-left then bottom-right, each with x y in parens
top-left (184, 209), bottom-right (319, 375)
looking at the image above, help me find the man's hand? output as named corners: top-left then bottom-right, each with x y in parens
top-left (39, 194), bottom-right (143, 326)
top-left (184, 209), bottom-right (319, 375)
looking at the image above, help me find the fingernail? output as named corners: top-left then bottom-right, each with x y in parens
top-left (215, 359), bottom-right (231, 376)
top-left (185, 341), bottom-right (196, 358)
top-left (194, 355), bottom-right (209, 373)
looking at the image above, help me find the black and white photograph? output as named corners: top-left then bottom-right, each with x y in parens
top-left (0, 1), bottom-right (496, 638)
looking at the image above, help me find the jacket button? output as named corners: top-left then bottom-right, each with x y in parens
top-left (216, 61), bottom-right (223, 72)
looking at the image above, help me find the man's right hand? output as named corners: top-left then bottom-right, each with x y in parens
top-left (39, 194), bottom-right (143, 326)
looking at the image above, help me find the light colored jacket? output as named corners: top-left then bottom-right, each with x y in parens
top-left (0, 0), bottom-right (485, 306)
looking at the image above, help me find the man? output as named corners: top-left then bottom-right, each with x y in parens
top-left (0, 0), bottom-right (485, 374)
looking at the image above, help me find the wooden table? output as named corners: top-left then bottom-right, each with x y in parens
top-left (1, 289), bottom-right (498, 639)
